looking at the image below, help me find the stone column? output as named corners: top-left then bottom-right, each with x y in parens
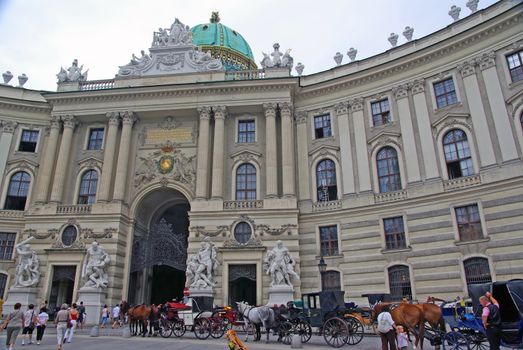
top-left (50, 115), bottom-right (76, 203)
top-left (211, 106), bottom-right (227, 199)
top-left (411, 80), bottom-right (440, 180)
top-left (280, 102), bottom-right (295, 197)
top-left (113, 112), bottom-right (136, 202)
top-left (295, 112), bottom-right (310, 200)
top-left (34, 117), bottom-right (61, 203)
top-left (264, 103), bottom-right (278, 198)
top-left (478, 52), bottom-right (519, 162)
top-left (335, 102), bottom-right (355, 194)
top-left (96, 112), bottom-right (120, 202)
top-left (350, 99), bottom-right (371, 192)
top-left (458, 60), bottom-right (496, 167)
top-left (195, 107), bottom-right (211, 199)
top-left (394, 85), bottom-right (421, 183)
top-left (0, 121), bottom-right (17, 184)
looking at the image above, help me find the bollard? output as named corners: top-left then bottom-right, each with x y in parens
top-left (290, 334), bottom-right (302, 349)
top-left (90, 325), bottom-right (99, 337)
top-left (122, 327), bottom-right (131, 338)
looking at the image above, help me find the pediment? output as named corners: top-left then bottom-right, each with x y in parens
top-left (77, 156), bottom-right (103, 169)
top-left (308, 144), bottom-right (340, 157)
top-left (230, 150), bottom-right (262, 162)
top-left (367, 131), bottom-right (401, 145)
top-left (6, 158), bottom-right (39, 170)
top-left (432, 113), bottom-right (472, 137)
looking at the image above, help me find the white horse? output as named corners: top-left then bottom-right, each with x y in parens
top-left (236, 301), bottom-right (276, 343)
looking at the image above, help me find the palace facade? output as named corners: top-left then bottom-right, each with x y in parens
top-left (0, 1), bottom-right (522, 311)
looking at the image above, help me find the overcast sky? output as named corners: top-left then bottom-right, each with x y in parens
top-left (0, 0), bottom-right (499, 91)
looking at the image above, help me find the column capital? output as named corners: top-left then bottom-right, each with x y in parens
top-left (334, 101), bottom-right (349, 116)
top-left (61, 115), bottom-right (77, 129)
top-left (294, 111), bottom-right (308, 124)
top-left (1, 121), bottom-right (17, 134)
top-left (106, 112), bottom-right (120, 125)
top-left (393, 84), bottom-right (409, 100)
top-left (457, 60), bottom-right (477, 78)
top-left (49, 115), bottom-right (61, 129)
top-left (409, 79), bottom-right (426, 94)
top-left (197, 106), bottom-right (212, 120)
top-left (349, 98), bottom-right (364, 112)
top-left (212, 106), bottom-right (227, 120)
top-left (476, 51), bottom-right (496, 71)
top-left (121, 111), bottom-right (137, 125)
top-left (263, 103), bottom-right (277, 117)
top-left (279, 102), bottom-right (293, 117)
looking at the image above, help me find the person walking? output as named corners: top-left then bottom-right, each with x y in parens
top-left (54, 304), bottom-right (69, 350)
top-left (21, 304), bottom-right (36, 345)
top-left (3, 302), bottom-right (25, 350)
top-left (76, 302), bottom-right (85, 330)
top-left (480, 291), bottom-right (501, 350)
top-left (35, 307), bottom-right (49, 345)
top-left (100, 305), bottom-right (109, 328)
top-left (377, 305), bottom-right (397, 350)
top-left (63, 304), bottom-right (78, 343)
top-left (111, 304), bottom-right (120, 329)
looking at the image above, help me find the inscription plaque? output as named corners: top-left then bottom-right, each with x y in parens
top-left (145, 127), bottom-right (193, 144)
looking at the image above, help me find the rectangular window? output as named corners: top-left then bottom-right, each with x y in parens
top-left (0, 232), bottom-right (16, 260)
top-left (314, 114), bottom-right (332, 139)
top-left (383, 217), bottom-right (407, 250)
top-left (87, 128), bottom-right (104, 150)
top-left (455, 204), bottom-right (483, 241)
top-left (18, 130), bottom-right (39, 152)
top-left (371, 99), bottom-right (391, 126)
top-left (319, 225), bottom-right (338, 256)
top-left (433, 78), bottom-right (458, 108)
top-left (507, 50), bottom-right (523, 83)
top-left (237, 120), bottom-right (255, 143)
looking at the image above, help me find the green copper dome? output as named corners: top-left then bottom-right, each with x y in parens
top-left (191, 13), bottom-right (257, 70)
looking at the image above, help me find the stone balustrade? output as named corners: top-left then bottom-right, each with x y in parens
top-left (223, 200), bottom-right (263, 210)
top-left (374, 190), bottom-right (408, 203)
top-left (79, 79), bottom-right (115, 91)
top-left (0, 210), bottom-right (24, 218)
top-left (443, 174), bottom-right (482, 191)
top-left (312, 199), bottom-right (342, 212)
top-left (225, 69), bottom-right (265, 80)
top-left (56, 204), bottom-right (92, 215)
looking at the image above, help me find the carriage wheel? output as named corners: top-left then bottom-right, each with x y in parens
top-left (344, 317), bottom-right (364, 345)
top-left (468, 333), bottom-right (488, 350)
top-left (278, 321), bottom-right (293, 345)
top-left (323, 317), bottom-right (349, 348)
top-left (172, 319), bottom-right (186, 337)
top-left (159, 319), bottom-right (173, 338)
top-left (193, 318), bottom-right (211, 340)
top-left (443, 332), bottom-right (470, 350)
top-left (295, 319), bottom-right (312, 343)
top-left (210, 318), bottom-right (225, 339)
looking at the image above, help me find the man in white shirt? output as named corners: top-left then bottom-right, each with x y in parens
top-left (377, 305), bottom-right (397, 350)
top-left (111, 304), bottom-right (121, 329)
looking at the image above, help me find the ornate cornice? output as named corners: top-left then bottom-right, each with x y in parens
top-left (0, 99), bottom-right (51, 114)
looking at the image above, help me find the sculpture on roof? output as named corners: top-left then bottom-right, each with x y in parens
top-left (57, 59), bottom-right (88, 83)
top-left (260, 43), bottom-right (294, 70)
top-left (152, 18), bottom-right (193, 47)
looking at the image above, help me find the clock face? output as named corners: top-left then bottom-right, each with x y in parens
top-left (158, 155), bottom-right (174, 174)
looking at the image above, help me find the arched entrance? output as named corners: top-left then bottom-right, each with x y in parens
top-left (128, 188), bottom-right (190, 305)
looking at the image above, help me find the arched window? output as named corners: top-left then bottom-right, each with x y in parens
top-left (0, 273), bottom-right (7, 299)
top-left (316, 159), bottom-right (337, 201)
top-left (464, 257), bottom-right (492, 286)
top-left (4, 171), bottom-right (30, 210)
top-left (377, 147), bottom-right (401, 193)
top-left (443, 129), bottom-right (474, 179)
top-left (388, 265), bottom-right (412, 300)
top-left (234, 222), bottom-right (252, 244)
top-left (78, 170), bottom-right (98, 204)
top-left (236, 164), bottom-right (256, 200)
top-left (323, 270), bottom-right (341, 291)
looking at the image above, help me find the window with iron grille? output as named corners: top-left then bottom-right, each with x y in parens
top-left (433, 78), bottom-right (458, 108)
top-left (18, 130), bottom-right (39, 152)
top-left (464, 257), bottom-right (492, 286)
top-left (0, 233), bottom-right (16, 260)
top-left (377, 147), bottom-right (402, 193)
top-left (383, 217), bottom-right (407, 250)
top-left (238, 120), bottom-right (255, 143)
top-left (316, 159), bottom-right (337, 201)
top-left (4, 171), bottom-right (30, 210)
top-left (0, 273), bottom-right (7, 299)
top-left (234, 222), bottom-right (252, 244)
top-left (388, 265), bottom-right (412, 300)
top-left (87, 128), bottom-right (104, 150)
top-left (371, 99), bottom-right (391, 126)
top-left (443, 129), bottom-right (474, 179)
top-left (323, 270), bottom-right (341, 291)
top-left (507, 50), bottom-right (523, 83)
top-left (78, 170), bottom-right (98, 204)
top-left (455, 204), bottom-right (483, 241)
top-left (319, 225), bottom-right (339, 256)
top-left (314, 114), bottom-right (332, 139)
top-left (236, 164), bottom-right (256, 200)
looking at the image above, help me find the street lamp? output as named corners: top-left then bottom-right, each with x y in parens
top-left (318, 256), bottom-right (327, 291)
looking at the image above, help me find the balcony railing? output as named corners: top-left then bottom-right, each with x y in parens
top-left (225, 69), bottom-right (265, 80)
top-left (443, 174), bottom-right (481, 191)
top-left (0, 210), bottom-right (24, 218)
top-left (79, 79), bottom-right (115, 91)
top-left (312, 200), bottom-right (342, 212)
top-left (56, 205), bottom-right (92, 215)
top-left (223, 200), bottom-right (263, 210)
top-left (375, 190), bottom-right (408, 203)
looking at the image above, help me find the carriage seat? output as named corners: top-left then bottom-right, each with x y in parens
top-left (167, 301), bottom-right (191, 310)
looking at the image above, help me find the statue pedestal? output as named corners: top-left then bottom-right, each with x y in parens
top-left (189, 287), bottom-right (214, 312)
top-left (77, 287), bottom-right (106, 325)
top-left (3, 287), bottom-right (38, 314)
top-left (267, 285), bottom-right (295, 306)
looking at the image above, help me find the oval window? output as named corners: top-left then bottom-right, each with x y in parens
top-left (234, 222), bottom-right (252, 244)
top-left (61, 225), bottom-right (78, 247)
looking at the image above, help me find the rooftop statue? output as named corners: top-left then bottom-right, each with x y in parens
top-left (13, 236), bottom-right (40, 288)
top-left (261, 43), bottom-right (294, 70)
top-left (57, 59), bottom-right (88, 83)
top-left (152, 18), bottom-right (193, 47)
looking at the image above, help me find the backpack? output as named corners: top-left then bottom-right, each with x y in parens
top-left (377, 312), bottom-right (393, 333)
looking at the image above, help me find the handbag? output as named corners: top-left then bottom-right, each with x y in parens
top-left (28, 310), bottom-right (35, 330)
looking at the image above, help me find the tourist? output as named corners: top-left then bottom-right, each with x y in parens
top-left (63, 303), bottom-right (78, 343)
top-left (35, 307), bottom-right (49, 345)
top-left (111, 304), bottom-right (120, 328)
top-left (21, 303), bottom-right (36, 345)
top-left (396, 325), bottom-right (410, 350)
top-left (480, 291), bottom-right (501, 350)
top-left (3, 302), bottom-right (24, 350)
top-left (77, 302), bottom-right (85, 330)
top-left (377, 305), bottom-right (397, 350)
top-left (100, 305), bottom-right (109, 328)
top-left (54, 304), bottom-right (69, 350)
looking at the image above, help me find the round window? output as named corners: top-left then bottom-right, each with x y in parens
top-left (61, 225), bottom-right (78, 247)
top-left (234, 222), bottom-right (252, 244)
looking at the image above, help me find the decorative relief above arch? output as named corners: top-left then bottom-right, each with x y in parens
top-left (230, 150), bottom-right (262, 164)
top-left (367, 131), bottom-right (402, 154)
top-left (223, 214), bottom-right (262, 248)
top-left (308, 144), bottom-right (340, 165)
top-left (49, 219), bottom-right (86, 249)
top-left (255, 224), bottom-right (296, 236)
top-left (5, 159), bottom-right (38, 174)
top-left (77, 157), bottom-right (102, 171)
top-left (431, 113), bottom-right (473, 138)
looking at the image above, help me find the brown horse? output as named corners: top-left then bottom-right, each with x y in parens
top-left (128, 304), bottom-right (151, 337)
top-left (372, 303), bottom-right (425, 349)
